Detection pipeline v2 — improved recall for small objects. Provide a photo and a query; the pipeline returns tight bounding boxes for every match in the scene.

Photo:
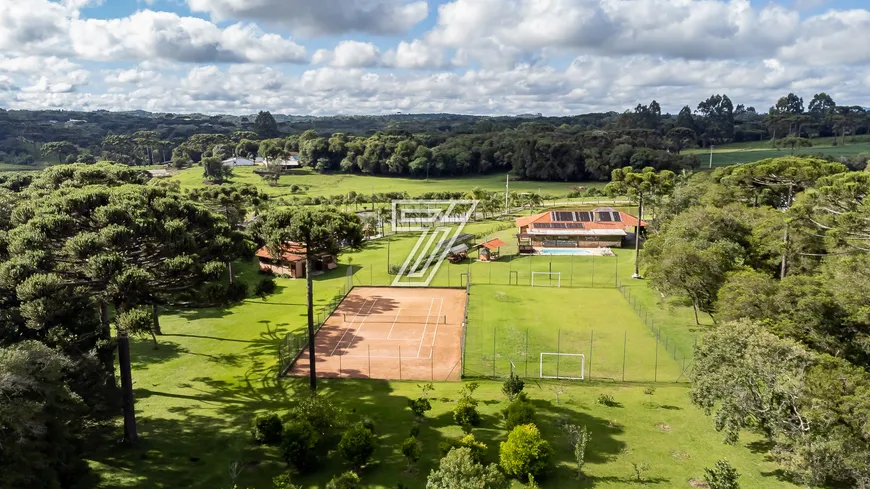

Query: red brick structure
[516,207,646,253]
[255,243,337,278]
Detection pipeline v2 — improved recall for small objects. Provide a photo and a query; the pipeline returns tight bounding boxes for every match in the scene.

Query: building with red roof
[515,207,647,253]
[255,242,337,278]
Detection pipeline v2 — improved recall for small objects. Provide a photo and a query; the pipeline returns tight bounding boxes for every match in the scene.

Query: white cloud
[313,41,382,68]
[0,55,80,74]
[104,67,161,84]
[779,10,870,66]
[0,75,18,91]
[383,40,449,69]
[69,10,306,63]
[186,0,428,37]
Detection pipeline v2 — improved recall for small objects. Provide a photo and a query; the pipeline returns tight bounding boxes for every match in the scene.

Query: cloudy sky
[0,0,868,116]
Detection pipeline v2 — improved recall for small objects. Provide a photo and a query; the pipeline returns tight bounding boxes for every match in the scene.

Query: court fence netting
[277,277,355,377]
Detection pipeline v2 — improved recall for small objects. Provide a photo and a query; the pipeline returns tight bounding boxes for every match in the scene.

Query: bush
[272,473,302,489]
[438,434,487,464]
[502,397,536,431]
[427,447,507,489]
[280,420,319,472]
[502,372,525,401]
[337,424,376,468]
[564,424,590,479]
[402,436,422,468]
[255,277,277,297]
[409,423,421,438]
[408,398,432,417]
[292,394,345,435]
[252,412,283,445]
[704,460,740,489]
[225,280,249,303]
[499,424,554,481]
[360,417,376,434]
[453,398,480,433]
[597,394,618,407]
[326,471,361,489]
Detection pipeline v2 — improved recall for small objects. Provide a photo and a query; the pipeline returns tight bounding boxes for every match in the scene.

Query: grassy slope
[171,167,605,198]
[684,135,870,167]
[84,224,800,489]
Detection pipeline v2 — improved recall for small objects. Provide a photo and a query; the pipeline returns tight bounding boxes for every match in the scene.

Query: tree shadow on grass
[130,337,188,368]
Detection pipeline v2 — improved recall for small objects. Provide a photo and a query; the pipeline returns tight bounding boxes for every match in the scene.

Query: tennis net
[343,314,447,324]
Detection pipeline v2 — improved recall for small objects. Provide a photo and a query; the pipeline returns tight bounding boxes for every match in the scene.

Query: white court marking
[329,298,378,356]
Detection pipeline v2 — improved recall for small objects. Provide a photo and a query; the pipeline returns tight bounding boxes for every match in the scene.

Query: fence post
[431,348,434,381]
[399,345,402,380]
[589,330,594,380]
[654,334,659,383]
[556,329,562,379]
[622,331,627,382]
[368,345,371,378]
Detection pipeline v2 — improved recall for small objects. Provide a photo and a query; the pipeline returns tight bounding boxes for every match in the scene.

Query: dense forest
[637,159,870,487]
[3,92,868,181]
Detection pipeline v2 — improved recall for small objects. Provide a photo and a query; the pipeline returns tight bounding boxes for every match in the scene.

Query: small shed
[255,243,337,278]
[478,238,506,261]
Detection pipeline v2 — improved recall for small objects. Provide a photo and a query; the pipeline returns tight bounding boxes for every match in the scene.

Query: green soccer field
[464,286,685,382]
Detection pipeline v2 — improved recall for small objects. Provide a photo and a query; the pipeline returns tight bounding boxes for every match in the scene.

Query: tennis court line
[416,298,438,358]
[425,298,445,359]
[385,308,402,340]
[330,298,377,356]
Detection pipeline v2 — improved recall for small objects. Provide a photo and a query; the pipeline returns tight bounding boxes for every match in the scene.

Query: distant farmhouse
[516,207,646,253]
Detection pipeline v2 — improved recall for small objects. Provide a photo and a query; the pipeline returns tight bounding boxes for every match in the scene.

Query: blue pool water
[538,248,596,256]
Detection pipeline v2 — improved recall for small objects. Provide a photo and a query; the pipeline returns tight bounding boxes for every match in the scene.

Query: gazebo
[478,238,506,262]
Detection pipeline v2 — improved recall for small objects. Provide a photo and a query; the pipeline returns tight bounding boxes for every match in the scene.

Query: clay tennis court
[289,287,467,381]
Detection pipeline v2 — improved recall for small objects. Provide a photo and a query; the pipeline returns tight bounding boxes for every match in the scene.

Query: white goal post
[540,353,585,380]
[531,272,561,287]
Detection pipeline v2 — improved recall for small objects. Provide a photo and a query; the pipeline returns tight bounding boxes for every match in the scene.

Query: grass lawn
[171,167,605,199]
[684,136,870,167]
[464,286,686,383]
[82,220,798,489]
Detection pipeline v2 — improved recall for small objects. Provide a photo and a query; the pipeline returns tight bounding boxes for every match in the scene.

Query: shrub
[251,412,283,445]
[290,184,301,193]
[292,394,345,435]
[402,436,422,468]
[409,423,421,438]
[502,372,525,401]
[438,434,487,464]
[325,471,361,489]
[502,397,536,431]
[704,460,740,489]
[272,473,302,489]
[453,398,480,433]
[630,461,650,481]
[597,394,618,407]
[565,424,590,479]
[360,417,376,434]
[337,424,376,469]
[225,280,249,303]
[408,397,432,418]
[427,447,507,489]
[499,424,554,481]
[280,420,319,472]
[255,277,277,297]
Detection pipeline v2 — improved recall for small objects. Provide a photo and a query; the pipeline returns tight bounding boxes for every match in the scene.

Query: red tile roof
[481,238,506,250]
[516,209,647,230]
[256,243,307,263]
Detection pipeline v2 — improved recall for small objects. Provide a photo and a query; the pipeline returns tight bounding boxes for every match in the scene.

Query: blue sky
[1,0,869,115]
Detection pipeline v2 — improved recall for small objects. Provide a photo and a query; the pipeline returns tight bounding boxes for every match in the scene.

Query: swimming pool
[537,248,598,256]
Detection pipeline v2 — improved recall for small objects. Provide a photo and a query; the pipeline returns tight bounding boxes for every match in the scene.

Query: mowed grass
[171,166,604,198]
[685,136,870,167]
[464,286,685,383]
[84,221,801,489]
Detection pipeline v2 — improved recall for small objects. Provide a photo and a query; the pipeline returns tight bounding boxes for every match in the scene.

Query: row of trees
[638,156,870,486]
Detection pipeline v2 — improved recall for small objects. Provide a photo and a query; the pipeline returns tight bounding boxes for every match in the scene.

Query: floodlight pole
[505,173,509,214]
[709,145,714,169]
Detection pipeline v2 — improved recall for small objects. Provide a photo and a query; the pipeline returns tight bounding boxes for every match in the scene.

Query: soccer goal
[540,353,585,380]
[531,272,561,287]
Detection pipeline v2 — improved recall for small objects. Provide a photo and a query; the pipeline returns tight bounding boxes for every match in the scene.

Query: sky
[0,0,869,116]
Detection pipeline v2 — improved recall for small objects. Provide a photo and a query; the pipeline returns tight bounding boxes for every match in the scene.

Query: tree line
[637,156,870,487]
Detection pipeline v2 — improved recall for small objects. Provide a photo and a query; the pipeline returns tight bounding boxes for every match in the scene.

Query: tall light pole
[505,173,509,214]
[709,144,715,169]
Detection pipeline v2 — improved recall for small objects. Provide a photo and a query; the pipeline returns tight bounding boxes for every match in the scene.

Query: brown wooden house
[256,243,337,278]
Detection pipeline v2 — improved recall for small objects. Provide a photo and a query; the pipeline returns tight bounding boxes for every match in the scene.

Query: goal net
[531,272,561,287]
[539,353,585,380]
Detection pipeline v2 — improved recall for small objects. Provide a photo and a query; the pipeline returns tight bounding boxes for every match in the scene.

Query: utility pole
[709,145,715,169]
